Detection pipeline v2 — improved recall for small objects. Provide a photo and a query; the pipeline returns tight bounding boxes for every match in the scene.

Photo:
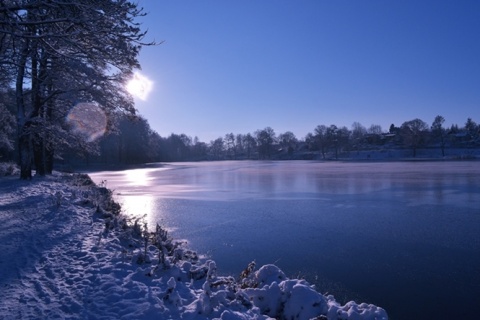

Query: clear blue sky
[133,0,479,142]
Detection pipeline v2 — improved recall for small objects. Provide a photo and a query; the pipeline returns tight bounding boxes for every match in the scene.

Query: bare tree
[431,115,447,157]
[304,132,314,149]
[242,133,256,159]
[366,124,383,145]
[325,125,339,159]
[326,125,350,159]
[255,127,276,159]
[224,133,236,159]
[235,134,244,157]
[400,118,429,157]
[351,122,366,148]
[278,131,298,157]
[0,103,15,157]
[209,137,224,160]
[314,125,328,159]
[368,124,383,135]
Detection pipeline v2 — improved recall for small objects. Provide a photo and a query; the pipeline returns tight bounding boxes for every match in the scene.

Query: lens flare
[66,102,107,142]
[127,72,153,101]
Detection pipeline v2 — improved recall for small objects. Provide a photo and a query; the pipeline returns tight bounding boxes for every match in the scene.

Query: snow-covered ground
[0,168,388,319]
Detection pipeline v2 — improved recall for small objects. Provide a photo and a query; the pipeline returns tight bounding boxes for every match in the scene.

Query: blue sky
[133,0,479,142]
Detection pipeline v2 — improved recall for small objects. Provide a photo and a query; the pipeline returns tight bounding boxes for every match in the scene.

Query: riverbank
[0,169,388,319]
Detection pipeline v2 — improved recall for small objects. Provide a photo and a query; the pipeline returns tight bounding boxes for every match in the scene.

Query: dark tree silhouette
[314,125,328,159]
[255,127,276,159]
[400,119,429,157]
[431,115,447,157]
[278,131,298,157]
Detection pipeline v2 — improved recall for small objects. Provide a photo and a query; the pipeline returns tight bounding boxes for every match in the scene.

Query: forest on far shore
[3,101,479,169]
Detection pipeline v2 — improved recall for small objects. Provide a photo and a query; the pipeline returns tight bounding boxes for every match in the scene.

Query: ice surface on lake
[90,160,480,319]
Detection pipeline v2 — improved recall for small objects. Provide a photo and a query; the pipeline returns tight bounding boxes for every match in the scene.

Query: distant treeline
[2,96,479,168]
[55,115,480,166]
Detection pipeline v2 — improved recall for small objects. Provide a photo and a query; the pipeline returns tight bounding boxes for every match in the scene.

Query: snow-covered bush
[0,162,19,176]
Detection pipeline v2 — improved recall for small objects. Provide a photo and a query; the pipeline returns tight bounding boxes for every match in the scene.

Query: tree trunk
[16,40,32,179]
[33,139,53,175]
[45,147,54,174]
[45,72,54,174]
[33,140,45,176]
[19,126,33,180]
[440,136,446,157]
[32,51,54,176]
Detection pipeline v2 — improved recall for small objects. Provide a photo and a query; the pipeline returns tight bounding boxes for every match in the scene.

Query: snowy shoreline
[0,170,388,319]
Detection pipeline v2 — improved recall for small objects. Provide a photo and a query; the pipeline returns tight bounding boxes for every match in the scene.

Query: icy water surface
[90,161,480,319]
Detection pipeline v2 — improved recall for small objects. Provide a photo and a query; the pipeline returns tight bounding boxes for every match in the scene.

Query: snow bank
[0,172,388,319]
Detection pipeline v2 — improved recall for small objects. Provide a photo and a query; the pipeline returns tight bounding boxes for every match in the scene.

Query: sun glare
[127,72,153,101]
[125,169,153,186]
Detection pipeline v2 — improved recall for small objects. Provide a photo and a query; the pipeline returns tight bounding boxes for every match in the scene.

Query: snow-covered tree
[0,0,152,179]
[0,102,15,157]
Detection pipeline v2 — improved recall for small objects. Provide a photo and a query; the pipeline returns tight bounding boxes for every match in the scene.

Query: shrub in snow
[325,299,388,320]
[237,263,387,320]
[254,264,287,287]
[241,265,327,319]
[281,281,328,319]
[0,162,19,176]
[162,277,183,307]
[239,260,257,288]
[52,191,63,208]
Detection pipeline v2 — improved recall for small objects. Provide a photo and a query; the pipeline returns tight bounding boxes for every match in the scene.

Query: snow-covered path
[0,174,172,319]
[0,172,388,320]
[0,174,113,318]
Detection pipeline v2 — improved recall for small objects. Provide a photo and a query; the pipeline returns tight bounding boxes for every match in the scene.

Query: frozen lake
[90,160,480,319]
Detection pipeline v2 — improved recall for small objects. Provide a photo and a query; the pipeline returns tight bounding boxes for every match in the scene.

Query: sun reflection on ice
[126,169,147,186]
[118,169,163,229]
[120,195,153,218]
[124,168,156,187]
[119,195,173,233]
